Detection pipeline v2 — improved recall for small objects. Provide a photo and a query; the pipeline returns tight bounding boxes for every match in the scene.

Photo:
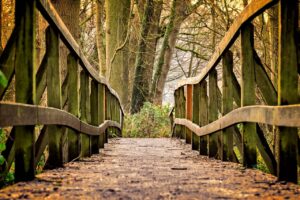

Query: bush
[123,102,171,138]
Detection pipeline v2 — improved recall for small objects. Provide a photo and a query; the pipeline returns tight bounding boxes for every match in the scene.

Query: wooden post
[91,80,99,154]
[179,87,186,139]
[199,80,208,155]
[222,50,234,161]
[46,26,63,168]
[192,84,200,150]
[14,0,36,181]
[208,69,219,158]
[277,0,299,183]
[67,53,80,161]
[174,90,181,138]
[241,23,257,167]
[98,83,105,148]
[186,85,193,144]
[80,70,91,157]
[104,87,110,142]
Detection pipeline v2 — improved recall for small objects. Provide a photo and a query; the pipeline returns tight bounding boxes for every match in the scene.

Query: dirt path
[0,138,299,199]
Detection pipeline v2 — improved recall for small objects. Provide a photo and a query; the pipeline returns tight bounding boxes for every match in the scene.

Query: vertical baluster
[222,50,234,161]
[277,0,299,183]
[208,69,219,158]
[179,87,186,140]
[105,87,111,142]
[80,70,91,157]
[186,85,193,144]
[98,83,105,148]
[14,0,36,181]
[199,80,208,155]
[192,84,200,150]
[91,80,99,154]
[67,52,80,161]
[241,23,257,167]
[46,26,64,168]
[173,90,181,138]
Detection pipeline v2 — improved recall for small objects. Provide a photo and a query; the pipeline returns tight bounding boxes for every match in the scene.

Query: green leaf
[0,155,5,165]
[0,70,8,88]
[0,143,5,152]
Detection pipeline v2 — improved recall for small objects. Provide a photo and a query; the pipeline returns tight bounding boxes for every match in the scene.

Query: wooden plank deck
[0,138,299,199]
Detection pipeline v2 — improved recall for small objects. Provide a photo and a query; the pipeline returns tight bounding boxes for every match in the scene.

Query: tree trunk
[131,0,154,114]
[150,0,178,103]
[0,0,3,54]
[96,0,106,77]
[151,0,192,104]
[106,0,131,107]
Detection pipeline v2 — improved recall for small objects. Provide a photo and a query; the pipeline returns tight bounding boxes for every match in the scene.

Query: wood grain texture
[0,102,121,135]
[174,104,300,137]
[173,0,278,91]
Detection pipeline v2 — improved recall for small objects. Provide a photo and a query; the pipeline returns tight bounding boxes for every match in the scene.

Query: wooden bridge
[0,0,299,199]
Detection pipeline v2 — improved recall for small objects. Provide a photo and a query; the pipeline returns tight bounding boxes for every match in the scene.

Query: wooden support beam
[208,69,219,158]
[0,28,16,99]
[277,0,299,183]
[14,0,36,181]
[199,80,208,155]
[192,84,200,150]
[104,87,110,142]
[241,23,257,167]
[91,80,99,154]
[46,26,64,169]
[80,70,91,157]
[67,53,80,161]
[35,127,48,168]
[221,50,234,162]
[186,85,193,144]
[98,83,105,148]
[174,90,181,138]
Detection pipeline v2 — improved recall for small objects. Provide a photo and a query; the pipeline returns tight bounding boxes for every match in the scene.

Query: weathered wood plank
[173,90,181,138]
[222,50,234,161]
[0,102,121,135]
[14,0,36,181]
[45,26,63,169]
[192,84,200,150]
[80,70,91,157]
[241,23,257,167]
[67,53,80,161]
[174,104,300,138]
[208,69,219,158]
[0,28,16,99]
[34,126,48,168]
[91,80,99,154]
[199,81,208,155]
[98,83,105,148]
[277,0,299,183]
[186,85,193,144]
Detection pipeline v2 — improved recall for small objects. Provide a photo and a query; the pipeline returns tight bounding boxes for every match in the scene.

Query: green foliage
[0,70,8,88]
[123,102,171,138]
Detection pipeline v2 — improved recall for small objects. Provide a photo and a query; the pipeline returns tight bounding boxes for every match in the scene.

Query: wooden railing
[0,0,124,182]
[171,0,300,183]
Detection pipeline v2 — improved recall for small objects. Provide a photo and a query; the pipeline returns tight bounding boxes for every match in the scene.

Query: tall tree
[106,0,131,106]
[131,0,155,114]
[96,0,106,77]
[150,0,201,104]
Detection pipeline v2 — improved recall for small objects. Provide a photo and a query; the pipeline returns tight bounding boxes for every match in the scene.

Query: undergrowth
[123,102,171,138]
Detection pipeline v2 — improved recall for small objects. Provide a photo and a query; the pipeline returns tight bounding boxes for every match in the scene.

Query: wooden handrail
[174,104,300,137]
[36,0,124,114]
[174,0,278,91]
[0,102,121,135]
